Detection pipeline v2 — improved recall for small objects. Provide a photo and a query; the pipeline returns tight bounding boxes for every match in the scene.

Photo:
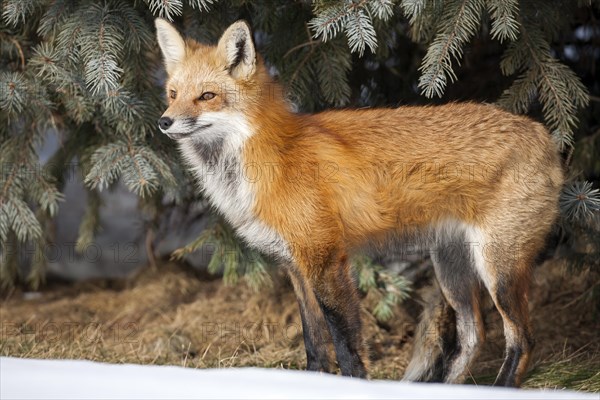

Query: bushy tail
[403,280,456,382]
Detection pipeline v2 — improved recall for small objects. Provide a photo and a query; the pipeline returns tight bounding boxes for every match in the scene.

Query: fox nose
[158,117,173,130]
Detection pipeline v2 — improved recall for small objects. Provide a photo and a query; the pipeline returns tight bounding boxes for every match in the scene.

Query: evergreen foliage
[1,0,183,290]
[353,255,412,322]
[560,182,600,223]
[1,0,599,313]
[171,217,271,291]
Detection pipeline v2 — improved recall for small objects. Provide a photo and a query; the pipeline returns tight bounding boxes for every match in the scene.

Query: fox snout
[157,115,189,140]
[157,115,183,140]
[157,114,215,140]
[158,117,173,131]
[158,116,173,131]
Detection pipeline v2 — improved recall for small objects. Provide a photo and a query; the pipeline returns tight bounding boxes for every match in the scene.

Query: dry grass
[1,260,598,392]
[523,348,600,391]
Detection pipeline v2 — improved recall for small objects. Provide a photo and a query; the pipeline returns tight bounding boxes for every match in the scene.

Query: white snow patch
[1,357,595,400]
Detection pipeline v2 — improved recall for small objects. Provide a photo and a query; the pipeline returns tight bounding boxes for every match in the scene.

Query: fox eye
[199,92,216,101]
[169,90,177,99]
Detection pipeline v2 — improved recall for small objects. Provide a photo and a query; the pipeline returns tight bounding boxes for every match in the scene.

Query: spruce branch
[144,0,183,21]
[309,2,348,42]
[285,25,320,110]
[537,60,587,150]
[401,0,443,43]
[368,0,394,20]
[0,136,33,207]
[187,0,217,12]
[55,13,84,63]
[560,182,600,224]
[120,151,159,197]
[30,43,64,83]
[172,220,272,291]
[486,0,520,42]
[500,21,589,150]
[136,146,178,189]
[171,227,213,261]
[497,67,537,114]
[222,239,240,286]
[0,134,52,246]
[101,89,154,138]
[309,0,391,55]
[1,0,37,27]
[0,200,9,243]
[353,255,412,322]
[400,0,429,23]
[84,142,128,191]
[0,71,28,116]
[4,198,43,242]
[85,139,176,198]
[316,40,352,106]
[30,172,64,218]
[418,0,484,98]
[243,252,272,291]
[113,2,153,54]
[62,86,95,124]
[79,4,125,95]
[37,0,76,38]
[344,7,378,56]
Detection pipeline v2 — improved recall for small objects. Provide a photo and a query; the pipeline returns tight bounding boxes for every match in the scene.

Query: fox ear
[155,18,186,74]
[217,20,256,80]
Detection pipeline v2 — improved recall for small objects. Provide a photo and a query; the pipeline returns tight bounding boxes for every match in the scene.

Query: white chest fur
[178,114,291,262]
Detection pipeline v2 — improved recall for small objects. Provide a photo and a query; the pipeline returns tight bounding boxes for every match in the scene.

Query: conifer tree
[1,0,598,317]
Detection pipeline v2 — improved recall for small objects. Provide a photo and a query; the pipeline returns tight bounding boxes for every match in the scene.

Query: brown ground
[0,259,598,391]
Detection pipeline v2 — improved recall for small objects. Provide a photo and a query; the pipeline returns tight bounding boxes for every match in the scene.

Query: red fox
[155,19,564,386]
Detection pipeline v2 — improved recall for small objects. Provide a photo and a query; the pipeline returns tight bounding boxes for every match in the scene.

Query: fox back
[155,19,564,386]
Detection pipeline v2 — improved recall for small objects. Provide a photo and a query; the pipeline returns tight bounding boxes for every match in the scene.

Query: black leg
[311,260,368,378]
[287,266,331,372]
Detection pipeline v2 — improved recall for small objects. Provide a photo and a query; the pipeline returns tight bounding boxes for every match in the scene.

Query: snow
[1,357,595,400]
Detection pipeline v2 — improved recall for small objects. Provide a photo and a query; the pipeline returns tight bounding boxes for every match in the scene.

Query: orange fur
[155,19,564,384]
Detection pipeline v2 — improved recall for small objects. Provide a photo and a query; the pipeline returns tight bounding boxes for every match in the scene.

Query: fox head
[155,19,259,141]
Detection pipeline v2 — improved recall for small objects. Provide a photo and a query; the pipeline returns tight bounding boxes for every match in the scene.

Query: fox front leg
[297,253,369,378]
[287,265,332,373]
